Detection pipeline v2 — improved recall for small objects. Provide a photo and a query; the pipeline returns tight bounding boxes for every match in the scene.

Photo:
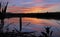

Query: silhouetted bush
[39,26,53,37]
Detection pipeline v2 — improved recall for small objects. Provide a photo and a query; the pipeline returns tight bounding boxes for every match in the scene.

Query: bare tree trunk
[0,19,4,32]
[19,17,22,32]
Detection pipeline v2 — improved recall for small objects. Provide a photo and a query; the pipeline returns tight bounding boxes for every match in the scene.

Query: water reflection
[22,17,60,27]
[0,17,60,37]
[0,17,60,31]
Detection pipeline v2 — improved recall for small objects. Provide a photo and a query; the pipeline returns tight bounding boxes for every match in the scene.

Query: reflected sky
[1,17,60,37]
[3,18,60,31]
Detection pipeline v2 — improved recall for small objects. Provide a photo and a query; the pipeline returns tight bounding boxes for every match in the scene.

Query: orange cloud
[7,3,59,13]
[44,3,60,12]
[7,6,47,13]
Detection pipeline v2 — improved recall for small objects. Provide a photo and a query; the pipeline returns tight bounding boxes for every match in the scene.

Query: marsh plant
[39,26,53,37]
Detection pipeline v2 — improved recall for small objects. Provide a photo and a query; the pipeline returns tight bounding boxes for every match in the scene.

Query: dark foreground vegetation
[0,26,53,37]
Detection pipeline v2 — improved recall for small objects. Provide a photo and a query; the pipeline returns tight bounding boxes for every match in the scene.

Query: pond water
[1,17,60,37]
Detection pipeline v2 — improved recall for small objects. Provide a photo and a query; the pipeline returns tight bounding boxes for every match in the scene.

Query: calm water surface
[0,17,60,37]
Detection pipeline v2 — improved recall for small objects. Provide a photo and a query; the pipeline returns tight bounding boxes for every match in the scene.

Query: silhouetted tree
[0,2,8,32]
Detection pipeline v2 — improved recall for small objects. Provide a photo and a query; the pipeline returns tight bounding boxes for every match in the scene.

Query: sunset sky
[1,0,60,36]
[2,0,60,13]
